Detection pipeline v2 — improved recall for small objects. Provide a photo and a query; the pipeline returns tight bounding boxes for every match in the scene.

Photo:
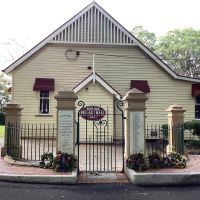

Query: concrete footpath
[0,137,76,184]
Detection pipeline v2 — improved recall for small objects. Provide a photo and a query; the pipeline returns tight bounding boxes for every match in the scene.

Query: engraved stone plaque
[58,110,73,153]
[129,111,144,154]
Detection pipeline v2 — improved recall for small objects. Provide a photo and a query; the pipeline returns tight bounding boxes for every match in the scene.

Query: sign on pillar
[123,88,148,157]
[129,111,145,154]
[55,91,78,155]
[58,110,74,154]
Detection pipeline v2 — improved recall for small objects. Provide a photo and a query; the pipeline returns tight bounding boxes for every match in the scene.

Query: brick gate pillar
[166,104,185,154]
[55,91,78,155]
[1,103,23,157]
[123,89,148,157]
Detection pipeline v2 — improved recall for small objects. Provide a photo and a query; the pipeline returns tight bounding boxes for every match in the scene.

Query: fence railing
[145,124,184,155]
[6,123,57,161]
[5,122,188,161]
[145,125,168,156]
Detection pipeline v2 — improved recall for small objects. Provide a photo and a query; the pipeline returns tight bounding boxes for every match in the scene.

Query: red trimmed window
[40,91,49,114]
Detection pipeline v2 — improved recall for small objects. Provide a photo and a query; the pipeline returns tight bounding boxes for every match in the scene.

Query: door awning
[192,84,200,96]
[33,78,55,91]
[130,80,150,93]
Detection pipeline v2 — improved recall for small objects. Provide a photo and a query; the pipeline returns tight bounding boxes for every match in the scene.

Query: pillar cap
[166,104,186,112]
[5,103,23,110]
[122,88,148,101]
[55,91,78,100]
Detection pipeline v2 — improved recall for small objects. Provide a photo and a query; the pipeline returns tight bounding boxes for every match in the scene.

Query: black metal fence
[5,121,187,162]
[145,124,184,156]
[6,123,57,161]
[184,130,200,155]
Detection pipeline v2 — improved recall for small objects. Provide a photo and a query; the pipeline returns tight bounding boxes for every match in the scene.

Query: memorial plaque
[58,110,73,153]
[80,106,106,120]
[129,111,144,154]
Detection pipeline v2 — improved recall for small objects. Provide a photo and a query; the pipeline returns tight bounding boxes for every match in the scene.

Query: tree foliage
[155,28,200,78]
[0,39,25,70]
[0,72,11,110]
[131,26,157,51]
[131,26,200,78]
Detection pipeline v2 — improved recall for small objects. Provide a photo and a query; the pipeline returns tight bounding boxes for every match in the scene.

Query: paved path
[1,138,200,184]
[0,141,127,183]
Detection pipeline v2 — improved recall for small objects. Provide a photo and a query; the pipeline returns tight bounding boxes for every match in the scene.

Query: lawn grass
[0,125,5,138]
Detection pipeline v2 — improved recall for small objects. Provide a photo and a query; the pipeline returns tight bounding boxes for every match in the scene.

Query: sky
[0,0,200,70]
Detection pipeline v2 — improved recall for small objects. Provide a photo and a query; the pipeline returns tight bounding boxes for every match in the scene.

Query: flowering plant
[126,153,147,171]
[147,152,186,169]
[167,152,186,168]
[148,152,161,168]
[161,155,173,168]
[39,152,54,169]
[39,151,77,172]
[53,151,77,172]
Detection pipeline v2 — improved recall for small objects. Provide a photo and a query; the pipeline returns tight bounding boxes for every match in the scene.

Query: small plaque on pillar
[58,110,73,154]
[130,111,145,154]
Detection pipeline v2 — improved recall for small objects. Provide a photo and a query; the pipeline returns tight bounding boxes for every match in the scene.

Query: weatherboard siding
[12,44,195,125]
[76,82,114,141]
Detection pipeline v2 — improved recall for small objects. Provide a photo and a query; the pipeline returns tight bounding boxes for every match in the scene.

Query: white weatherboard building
[3,1,200,140]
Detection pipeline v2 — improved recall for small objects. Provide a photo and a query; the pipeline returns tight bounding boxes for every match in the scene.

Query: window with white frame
[40,91,49,114]
[195,96,200,119]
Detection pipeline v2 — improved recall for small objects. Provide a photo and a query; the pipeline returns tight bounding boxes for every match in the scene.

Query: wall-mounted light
[88,66,92,70]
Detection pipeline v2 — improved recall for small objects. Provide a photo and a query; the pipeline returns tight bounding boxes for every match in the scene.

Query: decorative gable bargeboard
[50,3,135,45]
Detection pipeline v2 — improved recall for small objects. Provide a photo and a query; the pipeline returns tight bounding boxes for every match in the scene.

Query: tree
[155,28,200,78]
[131,26,157,51]
[0,39,25,69]
[0,72,11,110]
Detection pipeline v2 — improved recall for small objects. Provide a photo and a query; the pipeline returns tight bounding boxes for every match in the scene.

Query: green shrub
[184,120,200,137]
[0,112,5,125]
[161,124,168,139]
[185,140,200,148]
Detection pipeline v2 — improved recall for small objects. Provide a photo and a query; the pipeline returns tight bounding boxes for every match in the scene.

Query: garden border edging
[125,167,200,185]
[2,155,78,184]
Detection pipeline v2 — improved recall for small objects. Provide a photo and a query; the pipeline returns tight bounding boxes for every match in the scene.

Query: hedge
[0,112,5,125]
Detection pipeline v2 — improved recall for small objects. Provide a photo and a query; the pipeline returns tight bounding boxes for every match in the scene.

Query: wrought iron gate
[76,101,125,173]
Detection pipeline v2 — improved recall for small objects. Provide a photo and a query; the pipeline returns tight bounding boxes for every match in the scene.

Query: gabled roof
[72,72,121,99]
[3,1,200,83]
[49,1,136,45]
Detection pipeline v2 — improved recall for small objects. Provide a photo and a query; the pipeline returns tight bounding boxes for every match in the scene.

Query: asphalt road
[0,181,200,200]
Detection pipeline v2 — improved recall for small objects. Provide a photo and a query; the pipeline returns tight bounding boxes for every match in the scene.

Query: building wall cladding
[12,43,195,125]
[76,82,114,140]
